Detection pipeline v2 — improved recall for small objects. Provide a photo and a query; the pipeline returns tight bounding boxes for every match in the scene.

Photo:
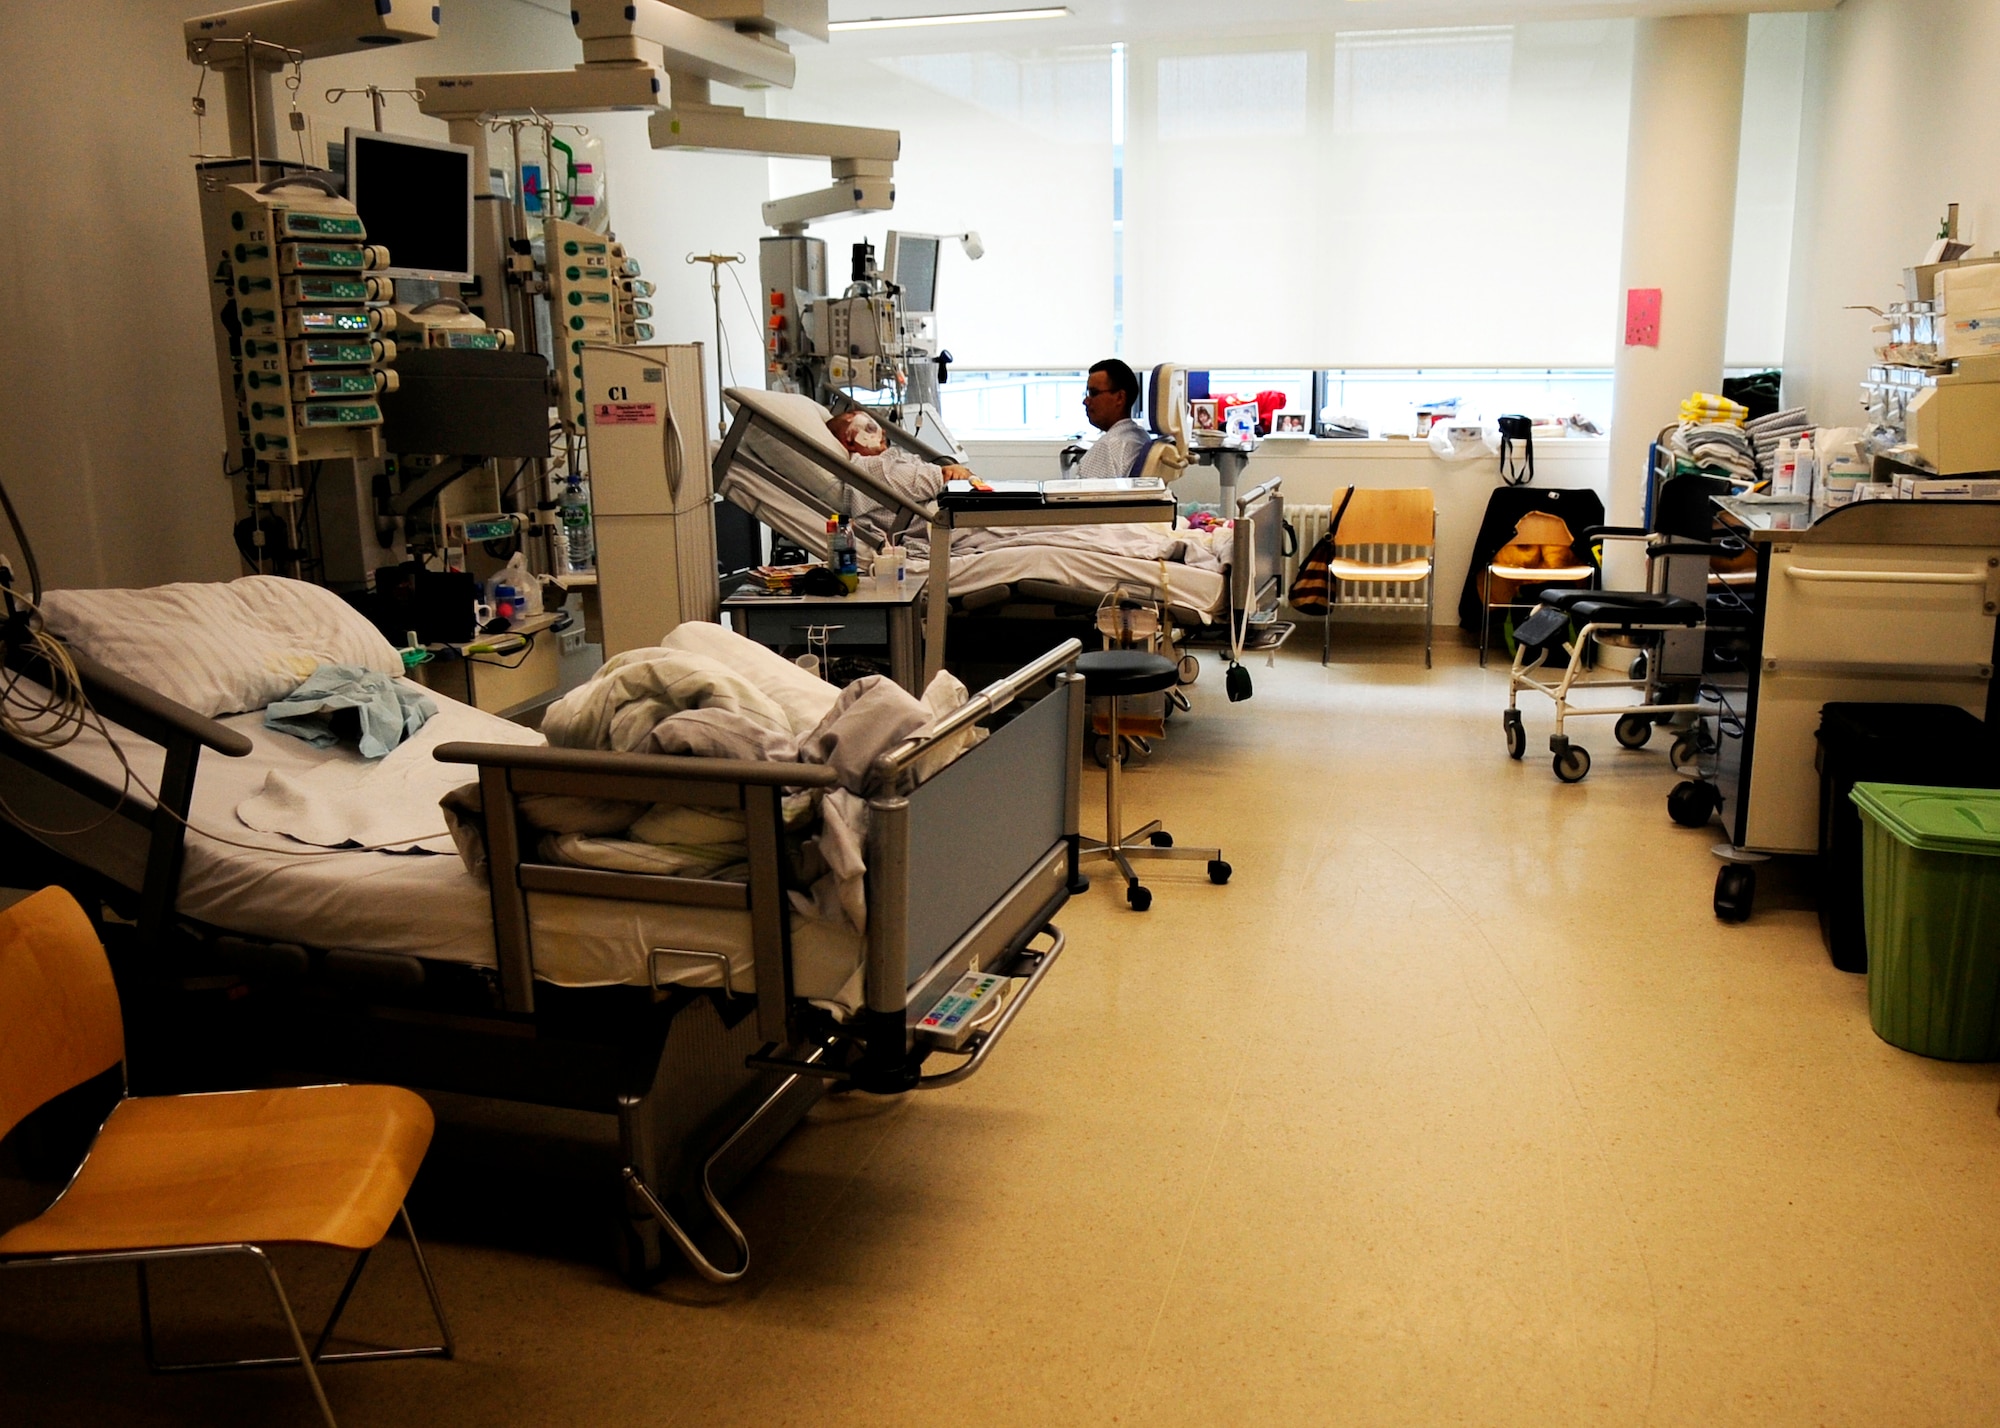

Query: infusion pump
[200,175,398,466]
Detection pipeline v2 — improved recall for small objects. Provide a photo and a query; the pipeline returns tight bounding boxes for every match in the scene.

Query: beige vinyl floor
[5,636,2000,1426]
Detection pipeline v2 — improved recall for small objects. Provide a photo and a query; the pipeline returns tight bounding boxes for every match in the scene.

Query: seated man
[1074,358,1149,481]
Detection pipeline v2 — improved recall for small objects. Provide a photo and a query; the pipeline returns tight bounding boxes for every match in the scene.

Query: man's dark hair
[1089,359,1142,419]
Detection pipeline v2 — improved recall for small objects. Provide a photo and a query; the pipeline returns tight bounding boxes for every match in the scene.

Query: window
[941,370,1090,440]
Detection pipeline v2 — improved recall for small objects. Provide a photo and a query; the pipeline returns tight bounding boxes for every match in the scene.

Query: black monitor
[344,128,475,284]
[886,231,942,314]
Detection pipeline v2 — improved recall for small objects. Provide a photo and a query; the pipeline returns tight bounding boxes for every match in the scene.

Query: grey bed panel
[899,684,1069,986]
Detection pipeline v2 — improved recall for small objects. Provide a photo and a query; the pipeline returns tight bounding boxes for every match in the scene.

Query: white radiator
[1286,504,1431,609]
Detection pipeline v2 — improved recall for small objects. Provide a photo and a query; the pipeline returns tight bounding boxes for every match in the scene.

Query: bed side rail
[847,639,1083,1093]
[7,644,254,760]
[435,742,838,1024]
[0,643,251,943]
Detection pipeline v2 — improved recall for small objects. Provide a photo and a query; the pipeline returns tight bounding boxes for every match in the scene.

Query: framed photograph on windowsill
[1190,399,1220,440]
[1268,411,1310,437]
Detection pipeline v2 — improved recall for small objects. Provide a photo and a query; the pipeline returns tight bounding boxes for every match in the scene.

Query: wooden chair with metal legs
[1320,487,1439,668]
[0,887,451,1428]
[1076,651,1232,910]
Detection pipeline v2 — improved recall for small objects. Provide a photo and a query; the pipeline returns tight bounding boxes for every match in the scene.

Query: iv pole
[687,252,744,438]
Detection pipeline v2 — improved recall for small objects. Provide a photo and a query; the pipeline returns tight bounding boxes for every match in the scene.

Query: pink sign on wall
[1626,288,1663,347]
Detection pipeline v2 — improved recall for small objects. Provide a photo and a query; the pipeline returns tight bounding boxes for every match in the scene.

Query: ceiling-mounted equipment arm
[648,107,898,232]
[186,0,440,159]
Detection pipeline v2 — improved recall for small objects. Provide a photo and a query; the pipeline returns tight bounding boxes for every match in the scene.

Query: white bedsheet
[43,689,865,1006]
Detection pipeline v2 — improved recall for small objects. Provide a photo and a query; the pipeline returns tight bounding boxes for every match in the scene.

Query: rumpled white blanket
[531,622,980,933]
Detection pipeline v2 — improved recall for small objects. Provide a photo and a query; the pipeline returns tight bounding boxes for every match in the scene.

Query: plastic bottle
[560,476,595,571]
[1793,433,1818,500]
[824,515,842,572]
[1773,438,1797,498]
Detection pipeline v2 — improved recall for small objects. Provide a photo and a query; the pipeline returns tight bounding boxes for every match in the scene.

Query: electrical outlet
[558,628,587,656]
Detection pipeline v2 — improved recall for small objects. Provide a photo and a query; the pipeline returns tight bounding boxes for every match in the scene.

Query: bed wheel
[1093,736,1128,768]
[1226,663,1253,702]
[1668,780,1721,829]
[1127,883,1152,911]
[1151,831,1173,848]
[1614,713,1655,750]
[1715,864,1756,923]
[1177,653,1200,686]
[1208,859,1231,885]
[1503,710,1526,761]
[1553,744,1592,784]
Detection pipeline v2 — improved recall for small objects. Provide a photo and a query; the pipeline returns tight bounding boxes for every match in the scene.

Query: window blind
[1121,22,1637,368]
[765,45,1116,369]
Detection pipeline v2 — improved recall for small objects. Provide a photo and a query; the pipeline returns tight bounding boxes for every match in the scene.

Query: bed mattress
[41,689,865,1006]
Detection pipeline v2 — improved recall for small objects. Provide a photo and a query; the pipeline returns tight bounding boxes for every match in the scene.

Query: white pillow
[726,387,845,461]
[39,576,404,718]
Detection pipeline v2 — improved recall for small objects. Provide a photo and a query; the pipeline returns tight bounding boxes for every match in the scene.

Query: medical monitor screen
[345,129,475,284]
[888,233,941,314]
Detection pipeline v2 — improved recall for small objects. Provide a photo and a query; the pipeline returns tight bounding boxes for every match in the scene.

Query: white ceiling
[821,0,1839,51]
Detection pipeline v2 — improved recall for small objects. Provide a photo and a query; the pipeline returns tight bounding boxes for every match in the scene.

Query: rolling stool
[1076,650,1231,911]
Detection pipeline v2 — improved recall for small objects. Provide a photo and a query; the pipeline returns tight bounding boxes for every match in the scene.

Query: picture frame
[1269,411,1309,436]
[1190,399,1220,434]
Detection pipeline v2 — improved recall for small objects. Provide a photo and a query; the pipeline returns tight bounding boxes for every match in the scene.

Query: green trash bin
[1852,783,2000,1060]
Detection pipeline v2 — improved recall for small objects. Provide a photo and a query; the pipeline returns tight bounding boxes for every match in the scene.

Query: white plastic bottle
[1793,433,1818,500]
[1773,438,1797,498]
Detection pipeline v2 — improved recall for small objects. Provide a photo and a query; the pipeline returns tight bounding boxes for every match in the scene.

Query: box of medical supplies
[1851,783,2000,1060]
[1894,477,2000,500]
[1941,313,2000,361]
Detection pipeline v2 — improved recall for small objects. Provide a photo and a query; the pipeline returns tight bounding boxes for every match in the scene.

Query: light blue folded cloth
[265,663,437,760]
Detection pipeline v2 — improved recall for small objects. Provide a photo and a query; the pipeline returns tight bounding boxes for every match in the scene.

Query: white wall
[964,437,1610,629]
[1783,0,2000,424]
[0,0,771,591]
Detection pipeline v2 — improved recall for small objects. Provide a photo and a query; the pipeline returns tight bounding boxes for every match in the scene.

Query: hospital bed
[0,588,1085,1287]
[711,373,1291,685]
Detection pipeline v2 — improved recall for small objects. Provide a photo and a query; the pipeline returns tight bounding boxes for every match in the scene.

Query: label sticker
[592,402,658,426]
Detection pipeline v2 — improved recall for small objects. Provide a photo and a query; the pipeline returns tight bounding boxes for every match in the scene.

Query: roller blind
[1122,22,1636,368]
[766,45,1115,369]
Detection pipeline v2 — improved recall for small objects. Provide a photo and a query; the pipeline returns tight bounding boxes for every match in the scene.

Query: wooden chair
[1478,509,1598,667]
[0,887,450,1428]
[1322,487,1439,667]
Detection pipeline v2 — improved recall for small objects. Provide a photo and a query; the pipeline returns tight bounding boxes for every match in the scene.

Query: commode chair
[1503,525,1722,783]
[1075,650,1231,910]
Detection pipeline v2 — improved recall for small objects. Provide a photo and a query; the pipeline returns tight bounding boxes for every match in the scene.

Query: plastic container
[1851,782,2000,1060]
[1816,704,1995,972]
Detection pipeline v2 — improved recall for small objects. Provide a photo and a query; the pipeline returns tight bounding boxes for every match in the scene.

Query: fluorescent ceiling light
[829,7,1072,32]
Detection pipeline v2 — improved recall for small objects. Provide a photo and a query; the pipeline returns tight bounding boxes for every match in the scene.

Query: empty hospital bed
[0,579,1085,1286]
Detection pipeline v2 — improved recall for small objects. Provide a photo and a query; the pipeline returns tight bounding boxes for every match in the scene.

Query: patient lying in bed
[825,409,1224,569]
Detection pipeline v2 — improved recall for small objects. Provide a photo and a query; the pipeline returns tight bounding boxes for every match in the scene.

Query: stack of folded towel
[1680,392,1750,426]
[1745,407,1812,478]
[1668,422,1759,484]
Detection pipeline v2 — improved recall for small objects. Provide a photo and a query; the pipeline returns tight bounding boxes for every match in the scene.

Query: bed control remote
[916,972,1007,1051]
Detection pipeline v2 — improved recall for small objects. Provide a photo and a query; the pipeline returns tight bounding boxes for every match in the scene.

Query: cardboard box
[1942,312,2000,361]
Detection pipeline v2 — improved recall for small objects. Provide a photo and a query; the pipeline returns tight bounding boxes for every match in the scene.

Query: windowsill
[959,435,1609,457]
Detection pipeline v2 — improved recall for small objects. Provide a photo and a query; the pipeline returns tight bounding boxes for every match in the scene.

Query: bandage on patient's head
[828,410,888,456]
